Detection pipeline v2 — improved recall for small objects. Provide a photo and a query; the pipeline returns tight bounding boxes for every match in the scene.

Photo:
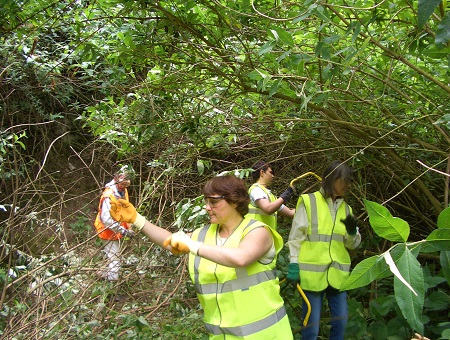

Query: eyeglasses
[204,196,225,207]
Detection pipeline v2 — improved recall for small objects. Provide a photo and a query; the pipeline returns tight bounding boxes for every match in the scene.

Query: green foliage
[342,202,450,338]
[173,195,209,232]
[2,0,450,338]
[364,200,410,242]
[418,0,443,28]
[0,131,27,180]
[69,214,92,236]
[173,169,253,232]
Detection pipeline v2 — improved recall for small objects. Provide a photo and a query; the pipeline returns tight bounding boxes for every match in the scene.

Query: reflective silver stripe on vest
[306,233,344,242]
[248,207,260,214]
[306,193,350,243]
[309,193,318,235]
[194,269,277,294]
[193,225,210,287]
[193,221,276,294]
[299,262,351,272]
[300,193,352,274]
[204,306,287,336]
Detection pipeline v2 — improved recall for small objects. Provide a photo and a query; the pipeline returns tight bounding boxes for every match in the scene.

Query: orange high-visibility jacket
[94,187,130,240]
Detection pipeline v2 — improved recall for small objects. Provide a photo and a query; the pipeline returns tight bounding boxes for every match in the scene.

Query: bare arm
[140,220,173,250]
[279,205,295,218]
[197,227,273,268]
[256,197,286,215]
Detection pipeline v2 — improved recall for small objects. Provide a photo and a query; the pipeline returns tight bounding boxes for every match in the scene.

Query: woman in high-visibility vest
[94,166,135,281]
[286,160,361,340]
[109,175,293,339]
[246,160,295,230]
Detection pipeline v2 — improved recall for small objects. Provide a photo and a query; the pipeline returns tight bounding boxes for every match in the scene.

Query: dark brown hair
[202,175,250,217]
[251,160,272,181]
[321,160,353,198]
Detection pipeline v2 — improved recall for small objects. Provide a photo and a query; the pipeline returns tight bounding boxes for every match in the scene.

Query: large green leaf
[418,0,442,28]
[341,245,406,291]
[436,12,450,45]
[426,228,450,251]
[340,255,383,290]
[437,207,450,229]
[394,247,425,334]
[363,199,410,242]
[422,44,450,59]
[424,290,450,311]
[441,251,450,285]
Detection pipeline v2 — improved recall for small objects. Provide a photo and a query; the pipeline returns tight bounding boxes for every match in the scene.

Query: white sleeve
[100,198,118,229]
[249,186,268,205]
[286,201,308,263]
[345,228,361,250]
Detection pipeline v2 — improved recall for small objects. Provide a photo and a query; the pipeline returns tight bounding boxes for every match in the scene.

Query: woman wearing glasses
[246,160,295,230]
[109,175,293,339]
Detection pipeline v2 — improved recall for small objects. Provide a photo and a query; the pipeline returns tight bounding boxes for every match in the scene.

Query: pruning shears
[279,278,311,327]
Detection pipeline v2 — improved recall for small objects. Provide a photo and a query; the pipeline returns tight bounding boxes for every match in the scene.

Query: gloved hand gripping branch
[110,199,146,232]
[340,214,358,235]
[280,186,295,204]
[163,231,202,256]
[117,225,136,238]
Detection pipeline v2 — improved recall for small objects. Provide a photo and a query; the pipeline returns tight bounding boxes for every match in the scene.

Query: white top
[249,185,285,211]
[100,179,126,230]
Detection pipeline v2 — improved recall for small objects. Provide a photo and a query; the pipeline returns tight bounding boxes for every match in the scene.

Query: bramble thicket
[1,0,449,338]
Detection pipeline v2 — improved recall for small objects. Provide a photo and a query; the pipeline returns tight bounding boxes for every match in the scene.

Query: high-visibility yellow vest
[296,191,351,291]
[189,218,293,339]
[246,184,277,230]
[94,187,130,240]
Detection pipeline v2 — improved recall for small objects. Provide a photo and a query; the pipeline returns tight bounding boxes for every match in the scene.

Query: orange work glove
[163,231,201,255]
[110,199,146,231]
[163,234,188,255]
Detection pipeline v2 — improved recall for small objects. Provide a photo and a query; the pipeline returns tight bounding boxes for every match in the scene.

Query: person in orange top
[94,166,135,281]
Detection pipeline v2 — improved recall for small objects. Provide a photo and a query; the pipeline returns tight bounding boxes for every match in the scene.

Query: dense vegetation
[1,0,449,338]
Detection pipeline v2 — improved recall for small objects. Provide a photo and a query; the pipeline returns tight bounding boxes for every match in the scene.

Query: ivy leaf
[363,199,410,242]
[394,247,424,334]
[418,0,441,28]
